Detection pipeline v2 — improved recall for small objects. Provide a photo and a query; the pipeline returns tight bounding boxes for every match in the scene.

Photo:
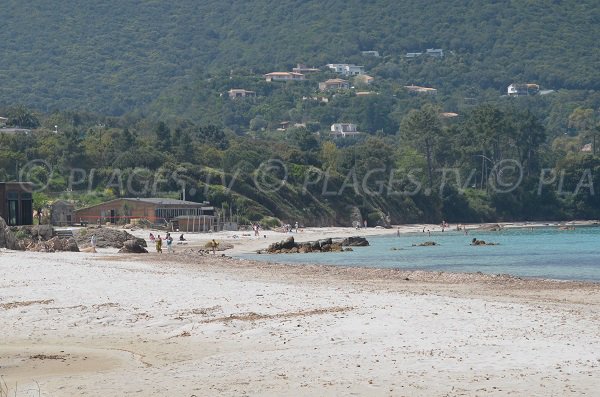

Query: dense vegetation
[1,1,599,226]
[1,0,599,114]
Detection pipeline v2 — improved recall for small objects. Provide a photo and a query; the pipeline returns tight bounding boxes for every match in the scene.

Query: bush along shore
[257,236,369,254]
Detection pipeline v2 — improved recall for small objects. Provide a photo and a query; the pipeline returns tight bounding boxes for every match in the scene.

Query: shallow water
[241,226,600,281]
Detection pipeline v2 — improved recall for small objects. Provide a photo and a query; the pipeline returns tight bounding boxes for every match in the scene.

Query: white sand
[1,247,599,396]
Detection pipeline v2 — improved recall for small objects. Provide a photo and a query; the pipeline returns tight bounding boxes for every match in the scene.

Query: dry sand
[1,224,600,396]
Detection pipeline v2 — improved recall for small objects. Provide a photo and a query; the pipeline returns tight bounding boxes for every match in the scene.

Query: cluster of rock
[412,241,437,247]
[118,239,148,253]
[75,226,146,249]
[259,236,369,254]
[0,217,78,252]
[24,236,79,252]
[470,238,498,246]
[476,224,504,231]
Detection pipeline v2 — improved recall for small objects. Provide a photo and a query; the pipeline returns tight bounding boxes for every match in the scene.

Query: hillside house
[361,50,380,57]
[426,48,444,58]
[264,72,305,82]
[326,64,365,76]
[330,123,361,138]
[228,89,256,99]
[0,182,34,226]
[507,83,540,96]
[405,85,437,94]
[405,52,423,58]
[0,117,7,127]
[292,64,320,73]
[319,78,350,91]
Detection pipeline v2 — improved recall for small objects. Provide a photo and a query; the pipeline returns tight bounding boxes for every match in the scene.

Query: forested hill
[1,0,598,114]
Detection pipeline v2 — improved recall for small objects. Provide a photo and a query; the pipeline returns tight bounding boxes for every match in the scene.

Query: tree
[400,104,443,187]
[154,122,172,152]
[5,105,40,128]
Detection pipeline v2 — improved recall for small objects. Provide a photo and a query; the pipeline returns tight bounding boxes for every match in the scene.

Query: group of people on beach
[148,232,175,253]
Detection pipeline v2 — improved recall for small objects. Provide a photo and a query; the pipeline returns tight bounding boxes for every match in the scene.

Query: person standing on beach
[156,235,162,253]
[295,221,299,233]
[363,220,367,228]
[166,234,173,253]
[91,234,97,250]
[210,239,219,254]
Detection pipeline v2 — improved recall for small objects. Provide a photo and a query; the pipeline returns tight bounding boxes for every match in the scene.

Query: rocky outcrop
[1,217,79,252]
[412,241,437,247]
[470,238,498,246]
[259,236,369,254]
[22,236,79,252]
[476,224,504,231]
[341,236,369,247]
[0,217,18,250]
[75,227,147,249]
[118,239,148,253]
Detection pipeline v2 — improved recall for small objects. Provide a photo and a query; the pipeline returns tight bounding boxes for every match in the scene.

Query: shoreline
[119,219,599,256]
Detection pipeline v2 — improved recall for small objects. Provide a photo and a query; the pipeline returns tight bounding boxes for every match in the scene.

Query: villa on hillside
[228,89,256,99]
[330,123,361,138]
[319,78,350,91]
[264,72,306,82]
[405,85,437,94]
[0,116,7,127]
[326,64,365,76]
[361,50,380,57]
[406,48,444,58]
[507,83,540,96]
[292,64,320,73]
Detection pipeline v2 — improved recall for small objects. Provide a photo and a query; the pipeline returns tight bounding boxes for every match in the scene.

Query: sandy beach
[2,225,600,397]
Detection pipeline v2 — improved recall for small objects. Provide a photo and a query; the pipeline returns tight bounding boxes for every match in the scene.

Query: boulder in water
[341,236,369,247]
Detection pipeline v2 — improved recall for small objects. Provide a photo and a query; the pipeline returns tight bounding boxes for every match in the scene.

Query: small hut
[50,200,75,226]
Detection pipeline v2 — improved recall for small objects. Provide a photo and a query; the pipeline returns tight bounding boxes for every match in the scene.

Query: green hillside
[1,0,598,114]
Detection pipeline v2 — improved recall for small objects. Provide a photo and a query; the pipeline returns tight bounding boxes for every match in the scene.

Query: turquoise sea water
[241,227,600,282]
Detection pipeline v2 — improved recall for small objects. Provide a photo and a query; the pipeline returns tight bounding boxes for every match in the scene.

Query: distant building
[361,50,380,57]
[228,89,256,99]
[356,91,376,96]
[507,83,540,96]
[330,123,361,137]
[581,143,593,153]
[406,48,444,58]
[319,78,350,91]
[277,121,290,131]
[0,117,7,127]
[75,198,214,226]
[405,85,437,94]
[425,48,444,58]
[440,112,459,118]
[0,128,31,135]
[292,64,320,73]
[264,72,305,82]
[326,64,365,76]
[50,200,75,226]
[0,182,34,226]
